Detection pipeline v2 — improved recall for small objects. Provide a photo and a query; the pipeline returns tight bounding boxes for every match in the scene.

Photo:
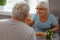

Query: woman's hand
[36,32,46,37]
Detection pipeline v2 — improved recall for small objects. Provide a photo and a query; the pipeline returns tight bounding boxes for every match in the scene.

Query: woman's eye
[36,8,44,10]
[39,8,43,10]
[36,8,38,9]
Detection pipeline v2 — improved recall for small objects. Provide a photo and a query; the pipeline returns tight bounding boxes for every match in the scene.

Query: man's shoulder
[25,25,35,34]
[0,19,10,26]
[21,23,34,32]
[23,23,34,31]
[0,19,9,23]
[17,22,35,35]
[0,19,10,28]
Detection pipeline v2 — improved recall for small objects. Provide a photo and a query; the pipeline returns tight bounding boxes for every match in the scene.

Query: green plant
[0,0,6,6]
[46,29,53,40]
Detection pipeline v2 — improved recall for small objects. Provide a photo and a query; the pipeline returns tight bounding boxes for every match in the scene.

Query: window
[1,0,48,14]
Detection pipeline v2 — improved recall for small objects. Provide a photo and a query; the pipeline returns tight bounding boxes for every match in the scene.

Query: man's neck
[12,16,25,22]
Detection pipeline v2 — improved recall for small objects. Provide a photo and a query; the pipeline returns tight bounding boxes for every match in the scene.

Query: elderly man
[0,2,36,40]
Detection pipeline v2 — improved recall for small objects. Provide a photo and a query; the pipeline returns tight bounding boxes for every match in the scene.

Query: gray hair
[12,2,30,19]
[37,2,49,9]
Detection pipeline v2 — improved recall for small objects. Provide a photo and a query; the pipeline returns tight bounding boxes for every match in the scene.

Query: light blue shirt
[32,13,57,32]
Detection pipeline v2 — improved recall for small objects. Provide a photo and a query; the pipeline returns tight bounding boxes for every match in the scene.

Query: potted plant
[0,0,6,10]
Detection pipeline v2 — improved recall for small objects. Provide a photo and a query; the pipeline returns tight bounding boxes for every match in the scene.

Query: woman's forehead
[37,5,44,8]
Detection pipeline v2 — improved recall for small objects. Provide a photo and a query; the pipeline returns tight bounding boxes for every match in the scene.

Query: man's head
[12,2,30,21]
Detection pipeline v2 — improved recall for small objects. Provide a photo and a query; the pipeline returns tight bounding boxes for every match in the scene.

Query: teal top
[32,13,57,32]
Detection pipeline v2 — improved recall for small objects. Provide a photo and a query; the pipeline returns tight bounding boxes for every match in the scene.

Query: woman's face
[36,5,48,16]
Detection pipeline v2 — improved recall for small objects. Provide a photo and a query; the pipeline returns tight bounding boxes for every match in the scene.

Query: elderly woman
[26,2,59,36]
[32,2,58,35]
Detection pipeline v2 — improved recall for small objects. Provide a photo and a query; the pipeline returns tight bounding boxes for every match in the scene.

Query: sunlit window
[1,0,48,14]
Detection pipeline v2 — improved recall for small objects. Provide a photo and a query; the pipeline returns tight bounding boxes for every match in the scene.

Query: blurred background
[0,0,60,40]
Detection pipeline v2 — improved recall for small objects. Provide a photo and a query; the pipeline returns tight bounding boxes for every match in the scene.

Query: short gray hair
[12,2,30,19]
[37,2,49,9]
